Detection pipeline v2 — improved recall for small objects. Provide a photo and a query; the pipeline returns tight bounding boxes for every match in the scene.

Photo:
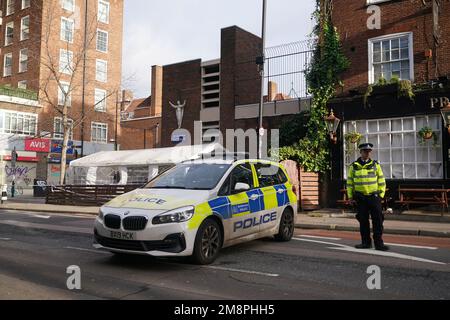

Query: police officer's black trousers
[355,194,384,246]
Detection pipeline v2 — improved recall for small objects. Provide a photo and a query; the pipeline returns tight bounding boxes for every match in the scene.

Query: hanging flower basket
[345,132,363,145]
[418,127,439,147]
[423,132,433,140]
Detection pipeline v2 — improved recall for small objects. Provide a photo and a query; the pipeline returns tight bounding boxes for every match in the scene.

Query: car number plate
[110,231,136,241]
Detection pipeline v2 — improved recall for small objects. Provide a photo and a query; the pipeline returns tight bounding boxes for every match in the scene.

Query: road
[0,209,449,300]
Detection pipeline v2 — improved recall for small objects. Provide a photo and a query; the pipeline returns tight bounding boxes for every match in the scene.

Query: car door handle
[249,194,259,201]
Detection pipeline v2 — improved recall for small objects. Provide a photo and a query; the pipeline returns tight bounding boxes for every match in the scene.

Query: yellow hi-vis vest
[347,159,386,199]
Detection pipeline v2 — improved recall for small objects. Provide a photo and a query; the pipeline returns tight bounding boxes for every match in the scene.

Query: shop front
[326,88,450,207]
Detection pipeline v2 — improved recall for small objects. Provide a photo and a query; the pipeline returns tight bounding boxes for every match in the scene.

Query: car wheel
[274,208,294,242]
[192,219,223,265]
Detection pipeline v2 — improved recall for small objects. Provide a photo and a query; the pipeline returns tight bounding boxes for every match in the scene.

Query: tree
[28,0,122,184]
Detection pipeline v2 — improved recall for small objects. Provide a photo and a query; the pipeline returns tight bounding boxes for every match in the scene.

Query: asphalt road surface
[0,209,449,300]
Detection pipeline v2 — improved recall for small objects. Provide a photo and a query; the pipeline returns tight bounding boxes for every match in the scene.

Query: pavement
[1,196,450,238]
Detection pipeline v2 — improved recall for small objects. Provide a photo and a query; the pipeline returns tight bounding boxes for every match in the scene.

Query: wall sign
[430,96,449,109]
[25,138,51,153]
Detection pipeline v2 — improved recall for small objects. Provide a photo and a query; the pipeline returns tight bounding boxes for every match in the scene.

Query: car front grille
[94,230,186,253]
[123,216,148,231]
[104,214,121,229]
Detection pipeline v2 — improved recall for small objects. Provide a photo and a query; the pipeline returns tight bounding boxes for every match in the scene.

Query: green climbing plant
[275,0,349,172]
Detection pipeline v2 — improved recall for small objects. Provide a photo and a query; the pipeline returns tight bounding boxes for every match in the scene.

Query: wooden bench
[396,187,448,216]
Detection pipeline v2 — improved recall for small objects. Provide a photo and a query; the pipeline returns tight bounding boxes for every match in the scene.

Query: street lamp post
[258,0,267,160]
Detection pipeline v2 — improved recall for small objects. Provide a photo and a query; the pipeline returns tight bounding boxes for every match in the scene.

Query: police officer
[347,143,389,251]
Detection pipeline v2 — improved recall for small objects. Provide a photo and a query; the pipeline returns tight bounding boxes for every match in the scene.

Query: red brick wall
[119,117,161,150]
[161,59,202,147]
[220,26,262,136]
[332,0,450,95]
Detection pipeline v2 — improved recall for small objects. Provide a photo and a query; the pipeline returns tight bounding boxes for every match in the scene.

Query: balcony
[0,85,38,101]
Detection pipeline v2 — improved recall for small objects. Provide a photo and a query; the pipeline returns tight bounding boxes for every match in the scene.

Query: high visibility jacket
[347,159,386,199]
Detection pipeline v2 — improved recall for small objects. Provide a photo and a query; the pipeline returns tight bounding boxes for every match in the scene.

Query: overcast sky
[122,0,316,98]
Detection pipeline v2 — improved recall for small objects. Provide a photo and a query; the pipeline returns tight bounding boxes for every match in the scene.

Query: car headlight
[152,206,195,225]
[98,208,105,220]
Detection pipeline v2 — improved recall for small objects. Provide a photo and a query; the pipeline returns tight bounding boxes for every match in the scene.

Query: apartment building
[0,0,123,185]
[325,0,450,206]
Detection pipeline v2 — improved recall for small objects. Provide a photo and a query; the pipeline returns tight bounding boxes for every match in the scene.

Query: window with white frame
[343,115,443,180]
[94,88,107,111]
[18,80,27,89]
[61,0,75,12]
[19,48,28,73]
[96,29,108,52]
[95,59,107,82]
[98,0,110,24]
[3,53,13,77]
[5,22,14,46]
[91,122,108,143]
[369,32,413,83]
[6,0,15,16]
[60,17,74,43]
[20,16,29,40]
[59,49,73,74]
[58,82,71,106]
[1,109,37,136]
[54,117,73,139]
[22,0,30,9]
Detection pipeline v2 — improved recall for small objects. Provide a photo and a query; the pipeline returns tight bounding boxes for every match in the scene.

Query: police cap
[358,143,374,151]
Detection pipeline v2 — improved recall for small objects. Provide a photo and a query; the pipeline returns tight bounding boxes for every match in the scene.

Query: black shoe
[355,243,372,249]
[375,245,390,251]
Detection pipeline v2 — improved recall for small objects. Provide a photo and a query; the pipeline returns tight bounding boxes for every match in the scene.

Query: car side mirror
[234,182,250,193]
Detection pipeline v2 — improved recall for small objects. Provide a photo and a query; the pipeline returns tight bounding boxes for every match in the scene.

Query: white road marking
[65,246,110,255]
[330,247,446,265]
[0,238,11,241]
[204,266,279,277]
[298,235,342,241]
[385,243,438,250]
[32,215,51,219]
[293,238,446,265]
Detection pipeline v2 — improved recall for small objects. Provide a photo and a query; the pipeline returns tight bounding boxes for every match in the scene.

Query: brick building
[324,0,450,206]
[119,66,162,150]
[0,0,123,185]
[161,26,312,149]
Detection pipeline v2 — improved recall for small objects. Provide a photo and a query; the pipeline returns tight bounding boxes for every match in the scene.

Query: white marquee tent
[66,143,225,185]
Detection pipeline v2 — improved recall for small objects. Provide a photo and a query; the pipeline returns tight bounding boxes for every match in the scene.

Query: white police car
[94,159,297,264]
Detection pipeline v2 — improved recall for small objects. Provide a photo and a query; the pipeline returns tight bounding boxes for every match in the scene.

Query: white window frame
[18,80,27,89]
[58,81,72,107]
[91,122,108,144]
[61,0,75,12]
[21,0,30,9]
[59,49,73,75]
[5,22,14,46]
[53,117,74,140]
[19,48,28,73]
[96,29,108,53]
[94,88,107,112]
[368,32,414,84]
[98,0,110,24]
[60,17,74,43]
[3,53,13,77]
[20,15,30,40]
[6,0,15,16]
[95,59,107,82]
[343,115,443,180]
[0,109,37,136]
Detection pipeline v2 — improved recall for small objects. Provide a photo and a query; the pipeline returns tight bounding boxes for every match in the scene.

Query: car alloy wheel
[201,225,220,259]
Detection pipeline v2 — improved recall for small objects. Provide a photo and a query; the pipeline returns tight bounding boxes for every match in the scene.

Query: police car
[93,159,297,264]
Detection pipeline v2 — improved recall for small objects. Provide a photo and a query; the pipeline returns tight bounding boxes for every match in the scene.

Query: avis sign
[25,138,51,152]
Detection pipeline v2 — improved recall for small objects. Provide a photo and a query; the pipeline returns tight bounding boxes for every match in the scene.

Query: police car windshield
[145,163,231,190]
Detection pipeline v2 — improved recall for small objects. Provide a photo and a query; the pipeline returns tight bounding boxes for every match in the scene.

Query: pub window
[344,115,443,180]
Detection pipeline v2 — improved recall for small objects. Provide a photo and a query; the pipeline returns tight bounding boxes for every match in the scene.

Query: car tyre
[192,219,223,265]
[274,208,294,242]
